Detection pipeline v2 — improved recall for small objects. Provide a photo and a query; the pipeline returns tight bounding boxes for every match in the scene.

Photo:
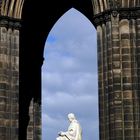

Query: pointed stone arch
[0,0,139,140]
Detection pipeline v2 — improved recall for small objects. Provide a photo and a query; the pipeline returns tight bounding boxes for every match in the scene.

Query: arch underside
[1,0,140,18]
[20,0,94,104]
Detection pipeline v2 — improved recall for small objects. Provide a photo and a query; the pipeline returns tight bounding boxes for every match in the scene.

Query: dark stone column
[97,25,106,140]
[94,7,140,140]
[0,25,9,140]
[136,18,140,139]
[0,16,21,140]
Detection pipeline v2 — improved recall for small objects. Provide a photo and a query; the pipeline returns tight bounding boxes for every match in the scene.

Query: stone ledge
[0,16,21,29]
[93,7,140,27]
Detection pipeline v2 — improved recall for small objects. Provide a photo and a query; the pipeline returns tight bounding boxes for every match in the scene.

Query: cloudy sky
[42,8,99,140]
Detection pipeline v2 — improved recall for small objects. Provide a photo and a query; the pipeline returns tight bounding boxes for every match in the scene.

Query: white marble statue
[56,113,82,140]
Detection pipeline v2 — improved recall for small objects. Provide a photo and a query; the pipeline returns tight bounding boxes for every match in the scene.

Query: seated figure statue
[56,113,82,140]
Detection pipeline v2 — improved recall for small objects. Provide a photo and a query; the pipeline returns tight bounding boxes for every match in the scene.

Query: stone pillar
[135,18,140,140]
[33,102,41,140]
[27,100,34,140]
[0,24,9,140]
[27,100,41,140]
[93,5,140,140]
[0,16,20,140]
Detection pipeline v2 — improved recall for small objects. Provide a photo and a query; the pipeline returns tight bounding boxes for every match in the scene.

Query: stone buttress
[92,0,140,139]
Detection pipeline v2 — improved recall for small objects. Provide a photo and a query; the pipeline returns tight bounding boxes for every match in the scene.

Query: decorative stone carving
[112,11,118,17]
[119,8,140,20]
[0,16,21,29]
[93,11,111,27]
[93,7,140,27]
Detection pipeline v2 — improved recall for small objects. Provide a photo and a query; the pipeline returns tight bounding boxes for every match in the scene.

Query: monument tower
[0,0,139,140]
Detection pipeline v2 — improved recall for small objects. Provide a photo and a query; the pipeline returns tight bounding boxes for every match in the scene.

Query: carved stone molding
[0,16,21,29]
[93,7,140,27]
[93,10,111,27]
[119,8,140,20]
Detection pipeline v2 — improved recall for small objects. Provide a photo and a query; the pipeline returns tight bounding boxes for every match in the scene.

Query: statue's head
[68,113,76,122]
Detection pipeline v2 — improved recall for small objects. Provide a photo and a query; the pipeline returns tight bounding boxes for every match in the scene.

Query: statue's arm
[67,128,76,137]
[58,131,64,136]
[59,128,75,136]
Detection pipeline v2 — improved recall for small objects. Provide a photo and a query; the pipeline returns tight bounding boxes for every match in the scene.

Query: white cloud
[42,88,99,140]
[42,92,98,114]
[44,39,97,73]
[48,8,96,43]
[43,8,97,74]
[42,112,99,140]
[42,72,98,96]
[42,114,68,140]
[42,8,99,140]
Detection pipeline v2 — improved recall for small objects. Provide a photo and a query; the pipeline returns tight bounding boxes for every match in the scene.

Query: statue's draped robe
[57,120,82,140]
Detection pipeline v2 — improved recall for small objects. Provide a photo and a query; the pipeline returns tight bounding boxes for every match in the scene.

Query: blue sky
[42,8,99,140]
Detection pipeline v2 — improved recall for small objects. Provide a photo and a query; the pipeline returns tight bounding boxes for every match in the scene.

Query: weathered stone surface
[97,5,140,140]
[0,1,140,140]
[0,25,19,140]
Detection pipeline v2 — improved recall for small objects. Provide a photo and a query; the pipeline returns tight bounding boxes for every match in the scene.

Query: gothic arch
[0,0,140,140]
[19,1,96,140]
